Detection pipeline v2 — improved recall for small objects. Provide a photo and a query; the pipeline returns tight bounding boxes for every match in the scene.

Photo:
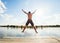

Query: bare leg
[22,26,26,32]
[33,26,38,33]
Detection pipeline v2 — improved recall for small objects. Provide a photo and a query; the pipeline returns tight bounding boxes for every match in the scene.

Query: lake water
[0,27,60,38]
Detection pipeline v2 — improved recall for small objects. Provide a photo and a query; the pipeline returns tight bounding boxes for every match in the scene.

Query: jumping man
[22,9,38,33]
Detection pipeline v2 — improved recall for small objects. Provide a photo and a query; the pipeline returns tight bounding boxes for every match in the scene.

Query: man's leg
[22,20,29,32]
[33,26,38,33]
[22,26,27,32]
[30,20,38,33]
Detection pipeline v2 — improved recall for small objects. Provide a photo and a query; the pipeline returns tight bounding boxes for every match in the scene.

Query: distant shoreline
[0,25,60,28]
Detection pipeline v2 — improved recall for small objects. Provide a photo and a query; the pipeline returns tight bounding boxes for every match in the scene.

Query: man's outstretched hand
[22,9,23,11]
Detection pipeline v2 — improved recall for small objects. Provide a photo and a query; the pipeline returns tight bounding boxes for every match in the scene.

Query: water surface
[0,27,60,38]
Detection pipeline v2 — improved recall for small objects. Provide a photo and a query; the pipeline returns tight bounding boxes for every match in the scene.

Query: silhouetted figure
[41,25,43,29]
[22,9,38,33]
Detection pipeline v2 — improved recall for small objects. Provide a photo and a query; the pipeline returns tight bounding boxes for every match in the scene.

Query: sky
[0,0,60,25]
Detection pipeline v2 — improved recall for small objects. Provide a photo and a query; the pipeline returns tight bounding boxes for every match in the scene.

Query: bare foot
[22,31,24,32]
[35,31,38,33]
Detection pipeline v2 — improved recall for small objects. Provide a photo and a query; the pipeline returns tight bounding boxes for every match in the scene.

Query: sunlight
[36,9,45,15]
[32,7,50,25]
[35,7,49,16]
[33,8,49,20]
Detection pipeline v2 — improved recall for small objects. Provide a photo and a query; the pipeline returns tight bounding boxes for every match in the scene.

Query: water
[0,27,60,38]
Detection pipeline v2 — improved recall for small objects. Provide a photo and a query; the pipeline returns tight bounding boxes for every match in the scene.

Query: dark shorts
[26,19,34,26]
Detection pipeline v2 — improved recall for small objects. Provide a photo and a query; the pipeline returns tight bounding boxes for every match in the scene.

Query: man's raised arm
[22,9,28,14]
[32,10,37,14]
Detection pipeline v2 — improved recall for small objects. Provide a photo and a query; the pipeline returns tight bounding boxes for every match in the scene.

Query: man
[22,9,38,33]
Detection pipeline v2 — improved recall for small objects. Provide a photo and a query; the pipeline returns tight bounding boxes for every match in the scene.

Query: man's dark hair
[28,11,31,13]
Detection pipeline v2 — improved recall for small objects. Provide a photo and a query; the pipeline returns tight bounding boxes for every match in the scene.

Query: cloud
[0,13,26,25]
[35,13,60,25]
[0,0,7,13]
[1,14,13,20]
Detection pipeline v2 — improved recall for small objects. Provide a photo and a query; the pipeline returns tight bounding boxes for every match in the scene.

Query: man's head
[28,11,31,13]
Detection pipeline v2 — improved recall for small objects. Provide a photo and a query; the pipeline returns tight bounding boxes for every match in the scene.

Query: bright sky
[0,0,60,25]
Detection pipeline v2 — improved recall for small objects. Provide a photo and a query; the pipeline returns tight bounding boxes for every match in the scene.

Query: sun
[34,8,45,18]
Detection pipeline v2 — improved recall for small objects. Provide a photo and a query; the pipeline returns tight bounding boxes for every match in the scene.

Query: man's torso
[27,13,32,19]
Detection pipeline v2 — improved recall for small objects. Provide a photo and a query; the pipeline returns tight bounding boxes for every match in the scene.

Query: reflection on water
[0,27,60,38]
